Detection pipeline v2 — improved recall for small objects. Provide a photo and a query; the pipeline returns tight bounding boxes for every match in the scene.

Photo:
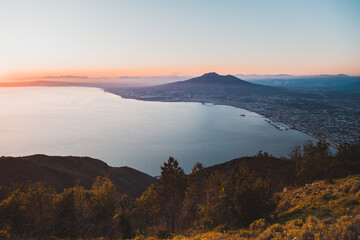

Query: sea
[0,87,317,175]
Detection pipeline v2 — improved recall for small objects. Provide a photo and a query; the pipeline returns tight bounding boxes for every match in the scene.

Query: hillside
[0,141,359,239]
[191,154,296,192]
[0,154,156,198]
[0,154,296,202]
[140,174,360,240]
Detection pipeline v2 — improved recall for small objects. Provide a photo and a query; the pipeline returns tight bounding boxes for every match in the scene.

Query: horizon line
[2,72,360,82]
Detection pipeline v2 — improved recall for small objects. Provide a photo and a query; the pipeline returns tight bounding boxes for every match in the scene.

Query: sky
[0,0,360,82]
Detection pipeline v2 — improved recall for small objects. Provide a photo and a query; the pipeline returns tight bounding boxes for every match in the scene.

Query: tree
[90,176,119,237]
[181,162,207,229]
[113,194,133,239]
[200,170,276,229]
[0,181,57,239]
[0,188,28,237]
[292,140,332,183]
[192,162,204,173]
[232,174,275,226]
[25,181,57,238]
[199,171,227,229]
[72,184,96,239]
[134,184,160,234]
[333,142,360,177]
[54,188,77,238]
[157,157,187,232]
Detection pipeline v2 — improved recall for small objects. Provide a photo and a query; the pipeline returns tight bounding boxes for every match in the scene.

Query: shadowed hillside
[0,154,156,198]
[190,154,296,192]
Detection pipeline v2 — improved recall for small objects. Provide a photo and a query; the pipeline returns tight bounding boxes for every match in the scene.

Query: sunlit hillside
[136,175,360,240]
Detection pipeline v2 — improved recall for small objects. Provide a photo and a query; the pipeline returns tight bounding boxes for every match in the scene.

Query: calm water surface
[0,87,317,175]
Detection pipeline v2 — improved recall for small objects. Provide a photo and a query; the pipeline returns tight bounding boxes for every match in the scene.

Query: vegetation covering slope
[152,175,360,240]
[0,154,156,198]
[0,141,359,239]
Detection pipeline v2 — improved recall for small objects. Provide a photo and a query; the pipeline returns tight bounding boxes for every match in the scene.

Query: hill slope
[147,174,360,240]
[191,155,296,192]
[0,154,156,198]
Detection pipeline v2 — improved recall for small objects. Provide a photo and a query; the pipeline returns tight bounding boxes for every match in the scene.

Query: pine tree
[157,157,187,232]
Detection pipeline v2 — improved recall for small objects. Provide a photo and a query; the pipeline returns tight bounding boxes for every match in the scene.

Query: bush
[249,218,268,232]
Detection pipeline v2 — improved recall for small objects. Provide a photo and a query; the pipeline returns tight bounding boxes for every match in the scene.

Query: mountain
[166,72,252,85]
[0,154,156,199]
[105,72,285,102]
[152,72,272,91]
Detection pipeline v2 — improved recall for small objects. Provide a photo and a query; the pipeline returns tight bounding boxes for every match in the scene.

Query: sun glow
[1,1,359,82]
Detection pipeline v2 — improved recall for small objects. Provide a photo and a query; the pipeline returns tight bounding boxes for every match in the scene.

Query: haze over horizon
[1,0,360,82]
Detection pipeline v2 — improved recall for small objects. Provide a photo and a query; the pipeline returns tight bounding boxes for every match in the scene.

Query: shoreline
[0,85,337,148]
[104,90,336,148]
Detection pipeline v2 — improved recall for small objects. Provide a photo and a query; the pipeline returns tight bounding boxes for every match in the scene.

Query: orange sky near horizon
[1,1,360,82]
[2,58,360,82]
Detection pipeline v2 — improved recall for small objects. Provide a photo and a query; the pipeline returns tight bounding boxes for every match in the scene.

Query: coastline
[103,89,331,148]
[0,85,334,148]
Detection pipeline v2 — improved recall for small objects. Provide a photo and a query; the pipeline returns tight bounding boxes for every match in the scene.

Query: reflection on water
[0,87,317,175]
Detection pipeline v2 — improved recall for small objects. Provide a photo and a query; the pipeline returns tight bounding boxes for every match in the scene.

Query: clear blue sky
[0,0,359,80]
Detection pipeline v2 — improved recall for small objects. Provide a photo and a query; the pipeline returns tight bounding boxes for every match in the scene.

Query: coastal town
[227,89,360,147]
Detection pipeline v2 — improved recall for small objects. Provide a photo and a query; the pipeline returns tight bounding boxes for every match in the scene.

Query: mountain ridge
[0,153,295,201]
[0,154,156,199]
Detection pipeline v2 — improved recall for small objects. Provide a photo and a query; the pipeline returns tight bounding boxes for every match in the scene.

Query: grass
[132,175,360,240]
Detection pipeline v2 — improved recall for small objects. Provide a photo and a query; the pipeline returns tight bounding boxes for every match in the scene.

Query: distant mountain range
[1,73,359,89]
[235,73,353,80]
[0,81,84,87]
[247,74,360,88]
